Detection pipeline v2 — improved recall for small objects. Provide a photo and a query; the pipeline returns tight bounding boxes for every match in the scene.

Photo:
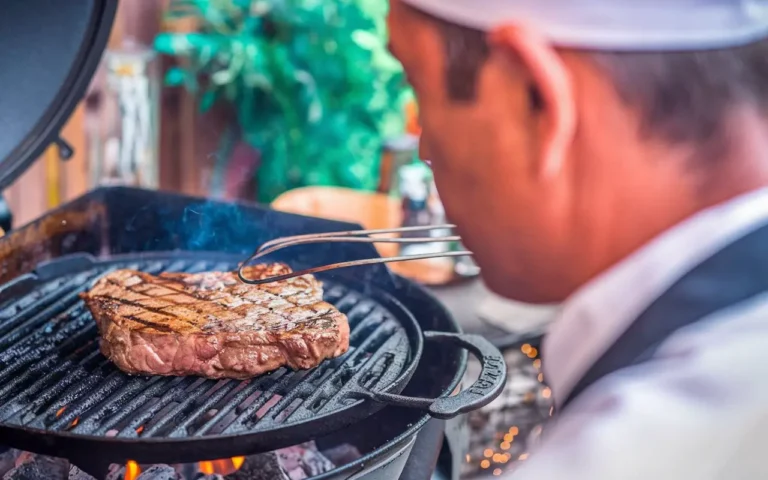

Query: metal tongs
[237,225,472,285]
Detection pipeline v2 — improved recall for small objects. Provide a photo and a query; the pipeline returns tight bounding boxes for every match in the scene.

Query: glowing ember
[68,417,79,428]
[462,347,550,478]
[199,461,214,475]
[135,425,144,435]
[124,460,141,480]
[55,407,66,418]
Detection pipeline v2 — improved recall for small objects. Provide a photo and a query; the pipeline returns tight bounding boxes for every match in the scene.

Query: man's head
[388,0,768,303]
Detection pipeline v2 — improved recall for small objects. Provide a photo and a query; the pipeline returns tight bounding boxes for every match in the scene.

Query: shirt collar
[543,187,768,406]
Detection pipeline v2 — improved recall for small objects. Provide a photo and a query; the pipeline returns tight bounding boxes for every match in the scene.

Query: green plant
[155,0,411,202]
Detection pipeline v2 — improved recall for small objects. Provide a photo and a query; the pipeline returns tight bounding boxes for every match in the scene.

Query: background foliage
[155,0,411,202]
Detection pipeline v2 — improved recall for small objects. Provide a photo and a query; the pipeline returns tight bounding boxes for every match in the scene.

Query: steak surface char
[79,264,350,379]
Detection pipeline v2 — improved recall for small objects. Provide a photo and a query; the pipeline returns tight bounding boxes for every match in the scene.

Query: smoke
[180,201,252,253]
[147,196,396,288]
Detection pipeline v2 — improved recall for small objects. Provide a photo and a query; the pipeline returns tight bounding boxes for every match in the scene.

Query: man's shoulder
[652,288,768,382]
[583,289,768,424]
[514,294,768,479]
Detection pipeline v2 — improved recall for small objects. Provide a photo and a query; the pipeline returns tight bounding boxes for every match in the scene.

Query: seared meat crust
[79,264,350,379]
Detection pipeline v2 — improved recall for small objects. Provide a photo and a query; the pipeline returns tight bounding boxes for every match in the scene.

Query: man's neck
[573,124,768,299]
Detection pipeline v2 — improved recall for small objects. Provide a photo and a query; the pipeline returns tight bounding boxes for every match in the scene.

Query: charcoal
[224,454,286,480]
[136,465,181,480]
[303,451,335,477]
[2,454,68,480]
[174,464,199,479]
[175,462,225,480]
[68,465,96,480]
[277,446,308,479]
[223,441,336,480]
[0,450,16,478]
[105,465,125,480]
[321,444,362,466]
[285,468,306,480]
[277,442,335,478]
[12,452,34,468]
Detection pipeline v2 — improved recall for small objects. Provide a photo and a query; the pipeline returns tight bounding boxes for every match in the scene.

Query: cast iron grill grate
[0,255,413,441]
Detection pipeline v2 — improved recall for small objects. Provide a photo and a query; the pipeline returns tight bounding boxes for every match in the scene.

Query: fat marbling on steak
[79,264,350,379]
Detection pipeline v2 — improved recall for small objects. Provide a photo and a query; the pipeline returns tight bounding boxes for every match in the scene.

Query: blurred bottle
[430,180,481,278]
[87,42,159,189]
[377,100,421,195]
[399,163,437,248]
[396,165,456,283]
[380,99,481,282]
[378,135,419,196]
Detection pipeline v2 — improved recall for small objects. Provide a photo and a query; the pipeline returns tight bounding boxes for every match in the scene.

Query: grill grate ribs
[0,257,412,440]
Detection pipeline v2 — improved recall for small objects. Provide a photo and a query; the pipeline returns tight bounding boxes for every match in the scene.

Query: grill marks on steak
[79,264,350,379]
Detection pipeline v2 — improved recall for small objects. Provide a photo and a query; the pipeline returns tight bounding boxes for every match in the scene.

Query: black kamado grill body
[0,1,507,478]
[0,187,505,479]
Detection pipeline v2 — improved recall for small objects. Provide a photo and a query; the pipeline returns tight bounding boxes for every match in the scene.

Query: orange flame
[125,461,141,480]
[123,457,245,479]
[199,461,214,475]
[198,457,246,476]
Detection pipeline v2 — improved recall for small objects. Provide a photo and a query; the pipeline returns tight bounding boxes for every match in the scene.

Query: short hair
[415,6,768,157]
[432,16,490,101]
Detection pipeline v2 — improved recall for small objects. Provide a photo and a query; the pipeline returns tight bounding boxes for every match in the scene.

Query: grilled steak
[79,264,350,379]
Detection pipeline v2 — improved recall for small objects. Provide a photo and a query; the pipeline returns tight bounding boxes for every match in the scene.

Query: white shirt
[509,187,768,480]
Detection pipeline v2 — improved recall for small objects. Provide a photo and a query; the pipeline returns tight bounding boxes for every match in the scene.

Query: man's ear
[489,26,576,179]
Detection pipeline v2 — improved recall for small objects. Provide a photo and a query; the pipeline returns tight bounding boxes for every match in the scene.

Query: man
[387,0,768,478]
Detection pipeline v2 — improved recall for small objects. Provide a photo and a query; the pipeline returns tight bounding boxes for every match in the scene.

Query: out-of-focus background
[11,0,413,224]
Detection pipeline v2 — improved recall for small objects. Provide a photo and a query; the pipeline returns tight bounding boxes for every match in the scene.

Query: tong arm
[237,224,472,285]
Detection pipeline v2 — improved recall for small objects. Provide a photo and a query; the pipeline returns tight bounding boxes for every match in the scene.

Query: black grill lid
[0,0,117,190]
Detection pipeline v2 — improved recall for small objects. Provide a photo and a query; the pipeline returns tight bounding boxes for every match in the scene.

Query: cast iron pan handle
[361,332,507,419]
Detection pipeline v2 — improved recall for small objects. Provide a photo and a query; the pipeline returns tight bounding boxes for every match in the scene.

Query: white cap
[401,0,768,50]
